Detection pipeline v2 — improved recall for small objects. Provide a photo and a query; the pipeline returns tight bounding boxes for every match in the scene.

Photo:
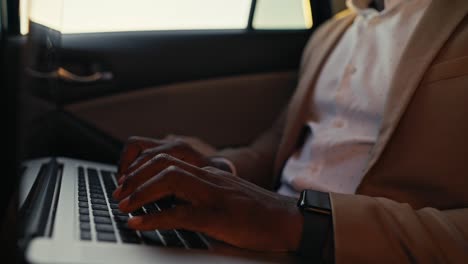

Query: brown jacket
[218,0,468,262]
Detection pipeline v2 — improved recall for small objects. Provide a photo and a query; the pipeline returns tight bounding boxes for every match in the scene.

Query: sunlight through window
[21,0,313,34]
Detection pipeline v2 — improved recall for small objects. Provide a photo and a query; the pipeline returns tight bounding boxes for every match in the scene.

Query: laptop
[19,157,297,263]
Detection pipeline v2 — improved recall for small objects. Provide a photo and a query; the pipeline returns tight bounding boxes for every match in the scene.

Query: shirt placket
[333,17,367,129]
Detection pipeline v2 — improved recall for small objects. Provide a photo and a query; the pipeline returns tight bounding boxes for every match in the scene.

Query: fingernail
[113,186,122,199]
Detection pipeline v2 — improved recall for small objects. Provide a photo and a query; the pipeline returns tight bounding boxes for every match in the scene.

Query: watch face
[300,190,331,213]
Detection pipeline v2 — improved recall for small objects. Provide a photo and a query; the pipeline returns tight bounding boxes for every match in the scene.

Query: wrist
[296,190,334,260]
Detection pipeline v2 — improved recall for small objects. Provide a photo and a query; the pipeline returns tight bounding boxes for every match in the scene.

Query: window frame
[4,0,21,35]
[12,0,331,36]
[247,0,332,32]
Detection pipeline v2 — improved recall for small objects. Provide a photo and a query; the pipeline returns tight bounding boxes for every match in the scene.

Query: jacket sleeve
[330,193,468,263]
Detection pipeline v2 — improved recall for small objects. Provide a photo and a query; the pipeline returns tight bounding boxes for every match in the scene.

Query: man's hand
[113,154,303,252]
[117,136,216,184]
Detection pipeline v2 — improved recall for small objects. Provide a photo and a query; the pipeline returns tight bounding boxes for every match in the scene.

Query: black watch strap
[297,190,334,260]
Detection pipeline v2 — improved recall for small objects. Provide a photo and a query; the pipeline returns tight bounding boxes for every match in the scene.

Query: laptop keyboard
[77,166,208,249]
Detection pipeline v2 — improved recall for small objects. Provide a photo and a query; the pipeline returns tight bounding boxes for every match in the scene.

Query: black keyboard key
[114,215,129,222]
[80,215,90,222]
[131,208,145,216]
[80,231,92,241]
[90,190,104,195]
[88,176,100,181]
[156,197,174,210]
[91,198,107,205]
[158,230,185,248]
[105,189,116,195]
[103,180,115,186]
[79,202,89,208]
[87,168,99,177]
[119,229,138,237]
[92,204,108,211]
[88,178,100,183]
[108,198,119,204]
[94,216,112,224]
[78,191,87,196]
[110,204,119,209]
[112,209,127,216]
[79,208,89,215]
[121,235,141,244]
[141,231,164,246]
[105,183,116,190]
[97,232,116,242]
[80,222,91,231]
[101,170,113,178]
[177,230,208,249]
[89,185,103,191]
[95,224,115,233]
[143,203,159,214]
[120,230,141,244]
[93,210,110,217]
[88,179,100,183]
[90,193,105,199]
[78,196,88,202]
[115,221,131,231]
[78,187,87,192]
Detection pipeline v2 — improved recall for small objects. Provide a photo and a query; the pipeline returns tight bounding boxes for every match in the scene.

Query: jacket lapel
[272,14,356,185]
[357,0,468,192]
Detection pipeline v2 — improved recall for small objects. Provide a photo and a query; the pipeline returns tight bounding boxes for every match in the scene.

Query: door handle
[26,67,113,83]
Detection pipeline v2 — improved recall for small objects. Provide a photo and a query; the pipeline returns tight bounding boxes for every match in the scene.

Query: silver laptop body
[20,157,296,264]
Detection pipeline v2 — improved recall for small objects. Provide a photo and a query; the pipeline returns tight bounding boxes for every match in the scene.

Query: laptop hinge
[19,158,63,249]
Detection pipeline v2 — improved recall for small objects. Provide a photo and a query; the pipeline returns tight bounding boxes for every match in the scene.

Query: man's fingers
[118,137,166,178]
[114,154,208,200]
[128,205,206,232]
[123,154,152,176]
[118,166,215,213]
[123,141,183,176]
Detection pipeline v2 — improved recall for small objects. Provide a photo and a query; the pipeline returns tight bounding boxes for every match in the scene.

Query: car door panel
[57,30,310,104]
[66,71,297,148]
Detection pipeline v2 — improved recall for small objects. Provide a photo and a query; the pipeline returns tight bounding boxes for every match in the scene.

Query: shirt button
[348,64,357,74]
[370,15,380,24]
[333,119,345,128]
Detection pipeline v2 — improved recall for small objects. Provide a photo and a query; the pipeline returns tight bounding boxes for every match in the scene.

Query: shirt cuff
[210,157,238,176]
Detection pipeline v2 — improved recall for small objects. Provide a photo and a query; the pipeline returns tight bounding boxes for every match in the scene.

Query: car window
[253,0,312,30]
[21,0,313,34]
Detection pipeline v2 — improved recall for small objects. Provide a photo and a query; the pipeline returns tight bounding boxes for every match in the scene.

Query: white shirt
[277,0,431,197]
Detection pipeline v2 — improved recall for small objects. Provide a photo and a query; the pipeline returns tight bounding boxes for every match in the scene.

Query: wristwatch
[297,190,334,260]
